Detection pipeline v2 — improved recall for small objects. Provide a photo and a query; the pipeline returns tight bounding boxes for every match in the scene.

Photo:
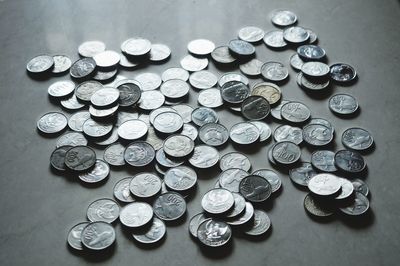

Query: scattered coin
[299,72,330,91]
[329,94,359,115]
[274,125,303,145]
[153,112,183,134]
[189,70,218,89]
[252,169,281,193]
[37,112,68,134]
[263,30,287,48]
[301,61,330,78]
[261,61,289,82]
[342,127,373,151]
[330,63,357,83]
[153,192,186,221]
[75,80,103,102]
[251,82,282,105]
[302,124,334,147]
[78,41,106,57]
[132,217,166,244]
[113,177,135,203]
[61,94,85,110]
[244,209,271,236]
[220,152,251,172]
[116,81,141,107]
[81,221,115,250]
[64,145,96,172]
[130,173,161,198]
[334,150,366,173]
[218,72,249,87]
[297,45,326,61]
[239,59,263,76]
[138,90,165,110]
[82,119,113,139]
[339,192,369,216]
[199,123,229,146]
[191,107,219,126]
[50,145,72,171]
[270,100,289,120]
[121,37,152,57]
[52,55,72,74]
[90,87,119,108]
[198,88,224,108]
[124,141,155,167]
[228,39,255,57]
[161,67,189,82]
[70,58,96,79]
[67,222,90,250]
[163,134,195,158]
[230,122,260,145]
[211,46,237,64]
[187,39,215,56]
[135,72,162,91]
[250,121,271,142]
[202,188,234,214]
[227,202,254,226]
[180,55,208,72]
[238,26,264,43]
[239,175,272,202]
[311,150,337,173]
[164,166,197,191]
[180,123,198,141]
[271,141,301,165]
[160,79,190,99]
[188,213,211,238]
[155,148,184,168]
[93,50,120,69]
[219,168,249,193]
[149,44,171,62]
[271,10,297,26]
[197,219,232,247]
[289,162,317,187]
[119,202,153,228]
[87,198,120,223]
[308,173,341,197]
[221,81,250,105]
[26,54,54,74]
[189,145,219,169]
[281,101,311,124]
[56,132,87,148]
[290,53,304,71]
[303,193,334,217]
[335,178,354,200]
[352,179,369,197]
[283,26,310,44]
[103,143,126,166]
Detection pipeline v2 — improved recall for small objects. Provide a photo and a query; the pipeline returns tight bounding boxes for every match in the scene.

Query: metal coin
[281,101,311,124]
[252,169,281,193]
[289,162,317,187]
[202,188,234,214]
[187,39,215,56]
[124,141,155,167]
[180,55,208,72]
[268,145,277,165]
[160,79,190,99]
[75,80,103,102]
[161,67,189,82]
[272,141,301,165]
[197,219,232,247]
[48,80,75,98]
[238,26,264,43]
[306,28,318,44]
[67,222,90,250]
[191,107,218,127]
[149,107,177,125]
[199,123,229,146]
[227,202,254,226]
[70,58,96,79]
[290,53,304,71]
[299,72,330,91]
[221,81,250,105]
[263,30,287,48]
[239,175,272,202]
[211,46,237,64]
[121,37,151,57]
[339,192,369,216]
[308,173,341,196]
[138,90,165,110]
[352,179,369,197]
[130,173,161,198]
[56,132,87,148]
[65,145,96,172]
[270,100,289,120]
[342,127,373,151]
[335,177,354,200]
[218,72,249,87]
[116,82,141,107]
[163,134,195,158]
[144,126,164,151]
[189,145,219,169]
[119,53,140,68]
[90,87,119,108]
[87,198,120,223]
[83,119,113,138]
[301,61,330,78]
[261,61,288,82]
[239,59,263,77]
[297,45,326,61]
[250,121,271,142]
[330,63,357,83]
[241,96,270,120]
[103,143,126,166]
[220,152,251,172]
[189,70,218,90]
[149,43,171,62]
[37,112,68,134]
[132,217,166,244]
[79,159,109,183]
[93,50,120,69]
[283,26,310,44]
[271,10,297,26]
[50,145,72,171]
[119,202,153,228]
[218,168,249,192]
[251,82,282,105]
[274,125,303,145]
[311,150,337,172]
[113,177,135,203]
[244,209,271,236]
[308,118,334,133]
[181,123,198,141]
[81,221,115,250]
[78,41,106,57]
[138,114,150,126]
[329,94,359,115]
[153,112,184,134]
[225,193,246,218]
[198,88,223,108]
[61,94,85,111]
[230,122,260,145]
[92,69,118,82]
[52,55,72,74]
[228,39,255,57]
[302,124,334,147]
[303,193,334,217]
[26,54,54,73]
[334,150,366,173]
[89,105,119,119]
[135,72,162,91]
[189,213,211,238]
[95,128,118,146]
[164,166,197,191]
[153,192,186,221]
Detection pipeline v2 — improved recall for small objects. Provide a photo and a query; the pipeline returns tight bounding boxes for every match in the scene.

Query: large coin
[261,61,289,82]
[78,159,110,183]
[229,122,260,145]
[187,39,215,56]
[334,150,366,173]
[103,143,126,166]
[302,124,334,147]
[26,54,54,73]
[271,141,301,165]
[164,166,197,191]
[189,213,211,238]
[281,101,311,124]
[220,152,251,171]
[271,10,297,26]
[311,150,337,172]
[218,168,249,192]
[67,222,90,250]
[238,26,264,43]
[78,41,106,57]
[329,94,359,115]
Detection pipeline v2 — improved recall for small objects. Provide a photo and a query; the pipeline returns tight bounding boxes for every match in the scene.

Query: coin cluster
[30,9,374,252]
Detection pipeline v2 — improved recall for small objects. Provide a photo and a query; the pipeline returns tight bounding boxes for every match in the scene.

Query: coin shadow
[76,242,116,262]
[338,208,375,229]
[305,212,335,223]
[26,70,53,81]
[78,176,109,189]
[253,198,275,212]
[301,86,334,100]
[194,166,221,180]
[37,128,67,138]
[198,239,234,259]
[212,62,238,72]
[357,142,376,155]
[332,75,359,87]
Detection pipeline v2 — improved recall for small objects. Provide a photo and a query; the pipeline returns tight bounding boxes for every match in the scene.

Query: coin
[94,69,119,83]
[241,96,271,120]
[239,59,263,76]
[56,132,87,148]
[121,37,152,57]
[67,222,90,250]
[202,188,234,214]
[153,112,183,135]
[211,46,237,64]
[164,166,197,191]
[124,141,155,167]
[180,55,208,72]
[163,134,195,158]
[229,122,260,145]
[221,81,250,105]
[334,150,366,173]
[132,217,166,244]
[220,152,251,171]
[297,45,326,61]
[37,112,68,134]
[26,54,54,73]
[301,61,330,78]
[339,192,369,216]
[289,162,317,187]
[250,121,271,142]
[135,72,162,91]
[329,94,359,115]
[290,53,304,71]
[89,105,119,119]
[149,43,171,62]
[119,53,140,68]
[189,213,211,238]
[252,82,282,105]
[299,72,330,91]
[281,101,311,124]
[93,50,120,69]
[189,145,219,168]
[81,221,115,250]
[274,125,303,145]
[181,123,198,141]
[197,219,232,247]
[283,26,310,44]
[90,87,119,108]
[191,107,218,127]
[272,141,301,165]
[82,119,113,138]
[263,30,287,48]
[129,173,161,198]
[238,26,264,43]
[160,79,190,99]
[155,148,183,168]
[218,72,249,87]
[70,58,96,79]
[228,39,255,57]
[271,10,297,26]
[198,88,223,108]
[119,202,153,228]
[239,175,272,202]
[87,198,120,223]
[302,124,334,147]
[270,100,289,120]
[113,177,135,203]
[187,39,215,55]
[303,193,334,217]
[219,168,249,192]
[75,80,103,102]
[308,118,334,133]
[103,143,126,166]
[169,105,192,124]
[311,150,337,172]
[61,95,85,110]
[189,70,218,89]
[227,202,254,226]
[64,145,96,172]
[161,67,189,82]
[252,169,281,193]
[138,90,165,110]
[330,63,357,83]
[79,159,110,183]
[335,178,354,200]
[199,123,229,146]
[116,81,141,107]
[95,129,119,146]
[50,145,72,171]
[244,209,271,236]
[52,55,72,74]
[352,179,369,197]
[153,192,186,221]
[224,193,246,219]
[342,127,373,151]
[306,29,318,44]
[261,61,288,82]
[308,173,341,196]
[78,41,106,57]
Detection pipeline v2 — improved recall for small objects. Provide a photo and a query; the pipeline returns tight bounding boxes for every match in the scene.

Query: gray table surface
[0,0,399,265]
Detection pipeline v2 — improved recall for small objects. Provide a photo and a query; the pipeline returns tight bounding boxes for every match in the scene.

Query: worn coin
[103,143,126,166]
[67,222,90,250]
[239,175,272,202]
[339,192,369,216]
[303,193,334,217]
[113,177,135,203]
[202,188,234,214]
[138,90,165,110]
[197,219,232,247]
[244,209,271,236]
[188,39,215,56]
[37,112,68,134]
[180,55,208,72]
[342,127,373,151]
[199,123,229,146]
[160,79,190,99]
[219,168,249,192]
[124,141,155,167]
[308,173,341,196]
[289,162,318,187]
[283,26,310,44]
[302,124,334,147]
[220,152,251,172]
[191,107,218,127]
[230,122,260,145]
[153,192,186,221]
[221,81,250,105]
[79,159,110,183]
[311,150,337,172]
[163,134,195,158]
[211,46,237,64]
[52,55,72,74]
[81,221,115,250]
[162,67,189,82]
[274,125,303,145]
[334,150,366,173]
[87,198,120,223]
[149,43,171,62]
[271,10,297,26]
[263,30,287,48]
[252,82,282,105]
[252,169,281,193]
[64,145,96,172]
[329,94,359,115]
[272,141,301,165]
[297,45,326,61]
[198,88,223,108]
[26,54,54,73]
[56,132,87,148]
[129,173,161,198]
[261,61,288,82]
[132,217,166,244]
[119,202,153,228]
[70,58,96,79]
[352,179,369,197]
[164,166,197,191]
[238,26,264,43]
[189,145,219,169]
[228,39,255,57]
[241,96,271,120]
[330,63,357,83]
[50,145,72,171]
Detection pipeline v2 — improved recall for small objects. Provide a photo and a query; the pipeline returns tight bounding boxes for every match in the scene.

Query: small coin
[239,175,272,202]
[163,134,195,158]
[145,127,165,151]
[252,82,282,105]
[283,26,310,44]
[238,26,264,43]
[301,61,330,78]
[289,162,317,187]
[308,173,341,196]
[297,45,326,61]
[181,123,198,141]
[302,124,334,147]
[241,96,270,120]
[261,61,288,82]
[250,121,271,142]
[311,150,337,172]
[270,100,289,120]
[211,46,237,64]
[153,192,186,221]
[161,67,189,82]
[37,112,68,134]
[334,150,366,173]
[198,88,223,108]
[52,55,72,74]
[79,159,110,183]
[61,94,85,110]
[149,43,171,62]
[164,166,197,191]
[271,10,297,26]
[82,119,113,138]
[189,70,218,89]
[290,53,304,71]
[64,145,96,172]
[202,188,234,214]
[197,219,232,247]
[180,55,208,72]
[70,58,96,79]
[342,127,373,151]
[199,123,229,146]
[220,152,251,172]
[188,39,215,56]
[306,28,318,44]
[281,101,311,124]
[75,80,103,102]
[339,192,369,216]
[50,145,72,171]
[239,59,263,76]
[160,79,190,99]
[272,141,301,165]
[93,50,120,68]
[329,94,359,115]
[228,39,255,57]
[189,145,219,169]
[121,37,152,57]
[138,90,165,110]
[304,193,334,217]
[308,118,334,133]
[149,107,177,125]
[225,193,246,218]
[218,72,249,87]
[221,81,250,105]
[191,107,219,127]
[227,201,254,226]
[87,198,120,223]
[113,177,135,203]
[352,179,369,197]
[132,217,166,244]
[67,222,90,250]
[103,143,126,166]
[130,173,161,198]
[263,30,287,48]
[330,63,357,83]
[93,68,118,81]
[81,221,115,250]
[124,141,155,167]
[56,132,87,148]
[189,213,211,238]
[119,202,153,228]
[116,81,141,107]
[244,209,271,236]
[155,147,183,168]
[219,168,249,192]
[230,122,260,145]
[252,169,281,193]
[274,125,303,145]
[78,41,106,57]
[26,54,54,73]
[90,87,119,108]
[335,178,354,200]
[135,72,162,91]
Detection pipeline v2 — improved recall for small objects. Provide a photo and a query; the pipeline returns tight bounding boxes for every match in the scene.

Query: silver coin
[227,202,254,226]
[113,177,135,203]
[218,72,249,87]
[187,39,215,56]
[144,126,164,151]
[119,53,140,68]
[161,67,189,82]
[171,104,193,123]
[56,132,87,148]
[274,125,303,145]
[75,80,103,102]
[189,70,218,89]
[130,173,162,198]
[191,107,219,127]
[238,26,265,43]
[68,112,90,133]
[37,112,68,134]
[89,105,119,119]
[311,150,337,172]
[87,198,120,223]
[149,43,171,62]
[116,111,139,127]
[251,82,282,105]
[220,152,251,171]
[283,26,310,43]
[119,202,153,228]
[189,213,211,238]
[67,222,90,250]
[132,217,166,244]
[189,145,219,168]
[138,90,165,110]
[308,118,334,133]
[263,30,287,48]
[335,177,354,200]
[297,45,326,61]
[79,159,110,183]
[160,79,190,99]
[301,61,330,78]
[48,80,75,98]
[181,123,198,141]
[329,94,359,115]
[281,101,311,124]
[82,119,113,138]
[153,192,186,221]
[211,46,237,64]
[250,121,272,142]
[304,193,334,217]
[121,37,151,56]
[299,72,330,91]
[80,221,115,250]
[118,119,148,141]
[270,100,289,120]
[261,61,289,82]
[103,143,126,166]
[303,124,334,147]
[95,128,119,146]
[124,141,155,167]
[135,72,162,91]
[244,209,271,236]
[352,179,369,197]
[93,50,120,68]
[90,87,119,108]
[339,192,369,216]
[26,54,54,73]
[289,162,317,187]
[202,188,234,214]
[342,127,373,151]
[61,94,85,110]
[52,55,72,73]
[218,168,249,192]
[198,88,223,108]
[197,219,232,247]
[164,166,197,191]
[252,169,281,193]
[78,41,106,57]
[163,134,195,158]
[239,59,263,76]
[225,193,246,218]
[308,173,342,196]
[272,141,301,165]
[180,55,208,72]
[271,10,297,26]
[199,123,229,146]
[306,28,318,44]
[229,122,260,145]
[290,53,304,71]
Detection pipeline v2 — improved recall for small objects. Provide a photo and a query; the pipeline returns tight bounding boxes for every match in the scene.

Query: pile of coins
[30,9,374,252]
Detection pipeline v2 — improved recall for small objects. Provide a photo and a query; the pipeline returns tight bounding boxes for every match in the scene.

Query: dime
[221,81,250,104]
[228,39,255,57]
[164,166,197,191]
[64,146,96,172]
[75,80,103,102]
[61,95,85,110]
[116,81,141,107]
[263,30,287,48]
[149,43,171,62]
[334,150,366,173]
[189,213,211,238]
[211,46,237,64]
[202,188,234,214]
[281,101,311,124]
[132,217,166,244]
[302,124,334,146]
[191,107,218,126]
[289,162,317,187]
[135,72,162,91]
[241,96,270,120]
[274,125,303,145]
[153,192,186,221]
[198,88,223,108]
[78,41,106,57]
[339,192,369,216]
[121,37,152,57]
[239,59,263,76]
[87,198,120,223]
[301,61,330,78]
[79,159,110,183]
[199,123,229,146]
[290,53,304,71]
[220,152,251,172]
[56,132,87,148]
[180,55,208,72]
[244,209,271,236]
[26,54,54,73]
[239,175,272,202]
[113,177,135,203]
[163,135,195,158]
[70,58,96,79]
[272,141,301,165]
[93,50,120,69]
[252,169,281,193]
[197,219,232,247]
[103,143,126,166]
[352,179,369,197]
[251,82,282,105]
[124,141,155,167]
[219,168,249,192]
[82,119,113,138]
[250,121,272,142]
[162,67,189,82]
[218,72,249,87]
[342,127,373,151]
[189,145,219,168]
[335,178,354,200]
[160,79,190,99]
[311,150,337,172]
[261,61,288,82]
[303,193,334,217]
[308,173,341,196]
[271,10,297,26]
[188,39,215,56]
[119,202,153,228]
[37,112,67,134]
[227,202,254,226]
[50,145,72,171]
[52,55,72,74]
[283,26,310,44]
[330,63,357,83]
[138,90,165,110]
[81,222,115,250]
[230,122,260,145]
[297,45,326,61]
[181,123,198,141]
[189,70,218,89]
[67,222,90,250]
[130,173,161,198]
[238,26,264,43]
[329,94,359,115]
[90,87,119,108]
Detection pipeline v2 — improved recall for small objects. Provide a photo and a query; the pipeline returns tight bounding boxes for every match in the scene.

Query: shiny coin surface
[211,46,237,64]
[113,177,135,203]
[48,80,75,98]
[81,221,115,250]
[135,72,162,91]
[261,61,289,82]
[289,162,317,187]
[230,122,260,145]
[283,26,310,44]
[191,107,218,126]
[308,118,334,133]
[263,30,287,48]
[138,90,165,110]
[334,150,366,173]
[124,141,155,167]
[238,26,264,43]
[228,39,255,57]
[116,81,141,107]
[144,127,164,151]
[219,168,249,192]
[181,123,198,140]
[153,112,183,134]
[304,193,334,217]
[189,70,218,89]
[67,222,90,250]
[90,87,119,108]
[162,67,189,82]
[50,145,72,171]
[187,39,215,56]
[70,58,96,79]
[197,219,232,247]
[244,210,271,236]
[272,141,301,165]
[302,124,334,147]
[75,80,103,102]
[308,173,341,196]
[218,72,249,87]
[132,217,166,244]
[153,192,186,221]
[93,50,120,68]
[290,53,304,71]
[250,121,272,142]
[61,94,85,110]
[87,198,120,223]
[241,96,270,120]
[352,179,369,197]
[163,134,195,158]
[342,127,373,151]
[311,150,337,172]
[274,125,303,145]
[37,112,68,134]
[335,178,354,200]
[281,101,311,124]
[160,79,190,99]
[199,123,229,146]
[155,148,184,168]
[164,166,197,191]
[297,45,326,61]
[78,41,106,57]
[270,100,289,120]
[301,61,330,78]
[78,159,109,183]
[330,63,357,83]
[220,152,251,172]
[227,202,254,226]
[121,37,151,56]
[329,94,359,115]
[64,145,96,172]
[202,188,234,214]
[149,43,171,62]
[198,88,223,108]
[130,173,161,198]
[189,145,219,168]
[271,10,297,26]
[52,55,72,74]
[252,169,281,193]
[26,54,54,73]
[239,59,263,76]
[89,105,118,119]
[149,107,177,125]
[180,55,208,72]
[306,28,318,43]
[119,202,153,228]
[339,192,369,216]
[239,175,272,202]
[189,213,211,238]
[252,82,282,105]
[103,143,126,166]
[119,53,140,68]
[221,81,250,104]
[82,119,113,138]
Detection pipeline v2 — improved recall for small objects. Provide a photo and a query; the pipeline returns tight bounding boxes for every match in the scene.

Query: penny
[82,119,113,139]
[135,72,162,91]
[90,87,119,109]
[93,50,120,69]
[218,168,249,192]
[263,30,287,48]
[121,37,152,57]
[297,45,326,61]
[191,107,218,127]
[153,192,186,221]
[64,145,96,172]
[244,209,271,236]
[329,94,359,115]
[202,188,234,214]
[239,59,263,76]
[75,80,103,102]
[274,125,303,145]
[251,82,282,105]
[50,145,72,171]
[241,96,270,120]
[119,202,153,228]
[160,79,190,99]
[56,132,87,148]
[330,63,357,83]
[52,55,72,74]
[227,202,254,226]
[113,177,135,203]
[311,150,337,172]
[218,72,249,87]
[272,141,301,165]
[228,39,255,57]
[164,166,197,191]
[335,178,354,200]
[124,141,155,167]
[283,26,310,44]
[301,61,330,78]
[197,219,232,247]
[302,124,334,147]
[308,173,341,196]
[334,150,366,173]
[290,53,304,71]
[289,162,318,187]
[261,61,288,82]
[250,121,272,142]
[211,46,237,64]
[61,94,85,110]
[116,81,141,107]
[187,39,215,56]
[180,123,198,141]
[198,88,223,108]
[339,192,369,216]
[26,54,54,73]
[199,123,229,146]
[37,112,68,134]
[149,43,171,62]
[189,145,219,169]
[230,122,260,145]
[238,26,264,43]
[132,217,166,244]
[153,112,183,134]
[342,127,373,151]
[79,159,110,184]
[221,81,250,105]
[163,135,195,158]
[252,169,281,193]
[271,10,297,26]
[161,67,189,82]
[189,213,211,238]
[281,101,311,124]
[180,55,208,72]
[67,222,90,250]
[352,179,369,197]
[78,41,106,57]
[103,143,126,166]
[138,90,165,110]
[130,173,162,198]
[189,70,218,90]
[220,152,251,172]
[87,198,120,223]
[239,175,272,202]
[81,221,115,250]
[303,193,334,217]
[70,58,96,79]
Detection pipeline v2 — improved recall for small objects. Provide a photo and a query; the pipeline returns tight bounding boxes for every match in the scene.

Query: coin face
[180,55,208,72]
[311,150,337,172]
[138,90,165,110]
[221,81,250,104]
[187,39,215,56]
[283,26,310,43]
[113,177,135,203]
[198,88,223,108]
[263,30,287,48]
[132,217,166,244]
[352,179,369,197]
[308,118,334,133]
[103,143,126,166]
[197,219,232,247]
[153,192,186,221]
[119,202,153,228]
[162,67,189,82]
[189,213,211,238]
[227,202,254,226]
[87,198,120,223]
[335,178,354,200]
[116,82,141,107]
[153,112,183,134]
[93,50,120,68]
[191,107,218,127]
[297,45,326,61]
[252,169,281,193]
[189,70,218,89]
[329,94,359,115]
[83,119,113,138]
[239,59,263,76]
[220,152,251,172]
[261,61,288,82]
[124,141,155,167]
[155,149,184,168]
[245,209,271,236]
[70,58,96,79]
[50,145,72,171]
[289,162,317,187]
[271,10,297,26]
[160,79,190,100]
[270,100,289,120]
[250,121,271,142]
[211,46,237,64]
[189,145,219,168]
[199,123,229,146]
[79,159,110,183]
[303,193,334,217]
[135,72,162,91]
[241,96,271,120]
[218,168,249,192]
[75,80,103,102]
[180,123,198,141]
[281,101,311,124]
[164,166,197,191]
[130,173,161,198]
[90,87,119,108]
[228,39,255,57]
[37,112,68,134]
[89,105,118,119]
[78,41,106,57]
[302,124,334,147]
[80,221,116,250]
[149,44,171,62]
[342,127,373,151]
[251,82,282,105]
[64,145,96,172]
[26,54,54,73]
[330,63,357,83]
[121,37,152,56]
[299,72,330,91]
[225,193,246,218]
[202,188,234,214]
[61,95,85,111]
[230,122,260,145]
[301,61,330,78]
[272,141,301,165]
[67,222,90,250]
[290,53,304,71]
[238,26,264,43]
[119,53,140,68]
[239,175,272,202]
[308,174,341,196]
[52,55,72,74]
[334,150,366,173]
[339,192,370,216]
[163,135,194,158]
[274,125,303,145]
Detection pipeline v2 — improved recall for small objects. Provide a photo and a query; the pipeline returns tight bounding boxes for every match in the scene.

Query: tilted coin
[180,55,208,72]
[283,26,310,44]
[290,53,304,71]
[274,124,303,145]
[303,193,334,217]
[227,202,254,226]
[339,192,369,216]
[261,61,289,82]
[271,10,297,26]
[79,159,110,183]
[211,46,237,64]
[26,54,54,73]
[197,219,232,247]
[241,96,270,120]
[308,173,341,196]
[263,30,287,48]
[64,145,96,172]
[251,82,282,105]
[90,87,119,108]
[202,188,234,214]
[189,213,211,238]
[160,79,190,99]
[301,61,330,78]
[75,80,103,102]
[330,63,357,83]
[352,179,369,197]
[229,122,260,145]
[144,126,164,151]
[52,55,72,74]
[189,70,218,90]
[220,152,251,172]
[189,145,219,169]
[119,202,153,228]
[130,173,162,198]
[181,123,198,141]
[78,41,106,57]
[121,37,151,57]
[329,94,359,115]
[149,43,171,62]
[163,134,195,158]
[252,169,281,193]
[124,141,155,167]
[302,124,334,147]
[103,143,126,166]
[132,217,166,244]
[70,58,96,79]
[164,166,197,191]
[244,209,271,236]
[306,28,318,44]
[93,50,120,69]
[335,178,354,200]
[250,121,272,142]
[225,193,246,218]
[342,127,373,151]
[67,222,90,250]
[270,100,289,120]
[334,150,366,173]
[138,90,165,110]
[113,177,135,203]
[135,72,162,91]
[56,132,87,148]
[50,145,72,171]
[37,112,68,134]
[87,198,120,223]
[119,53,140,68]
[218,72,249,87]
[198,88,223,108]
[116,81,141,107]
[281,101,311,124]
[311,150,337,172]
[228,39,256,57]
[239,59,263,76]
[289,162,318,187]
[187,39,215,56]
[191,107,218,127]
[238,26,265,43]
[272,141,301,165]
[199,123,229,146]
[299,72,330,91]
[61,94,85,110]
[89,105,119,119]
[239,175,272,202]
[161,67,189,82]
[218,168,249,192]
[153,192,186,221]
[297,45,326,61]
[221,81,250,104]
[308,118,334,133]
[82,119,113,138]
[153,112,183,135]
[81,221,115,250]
